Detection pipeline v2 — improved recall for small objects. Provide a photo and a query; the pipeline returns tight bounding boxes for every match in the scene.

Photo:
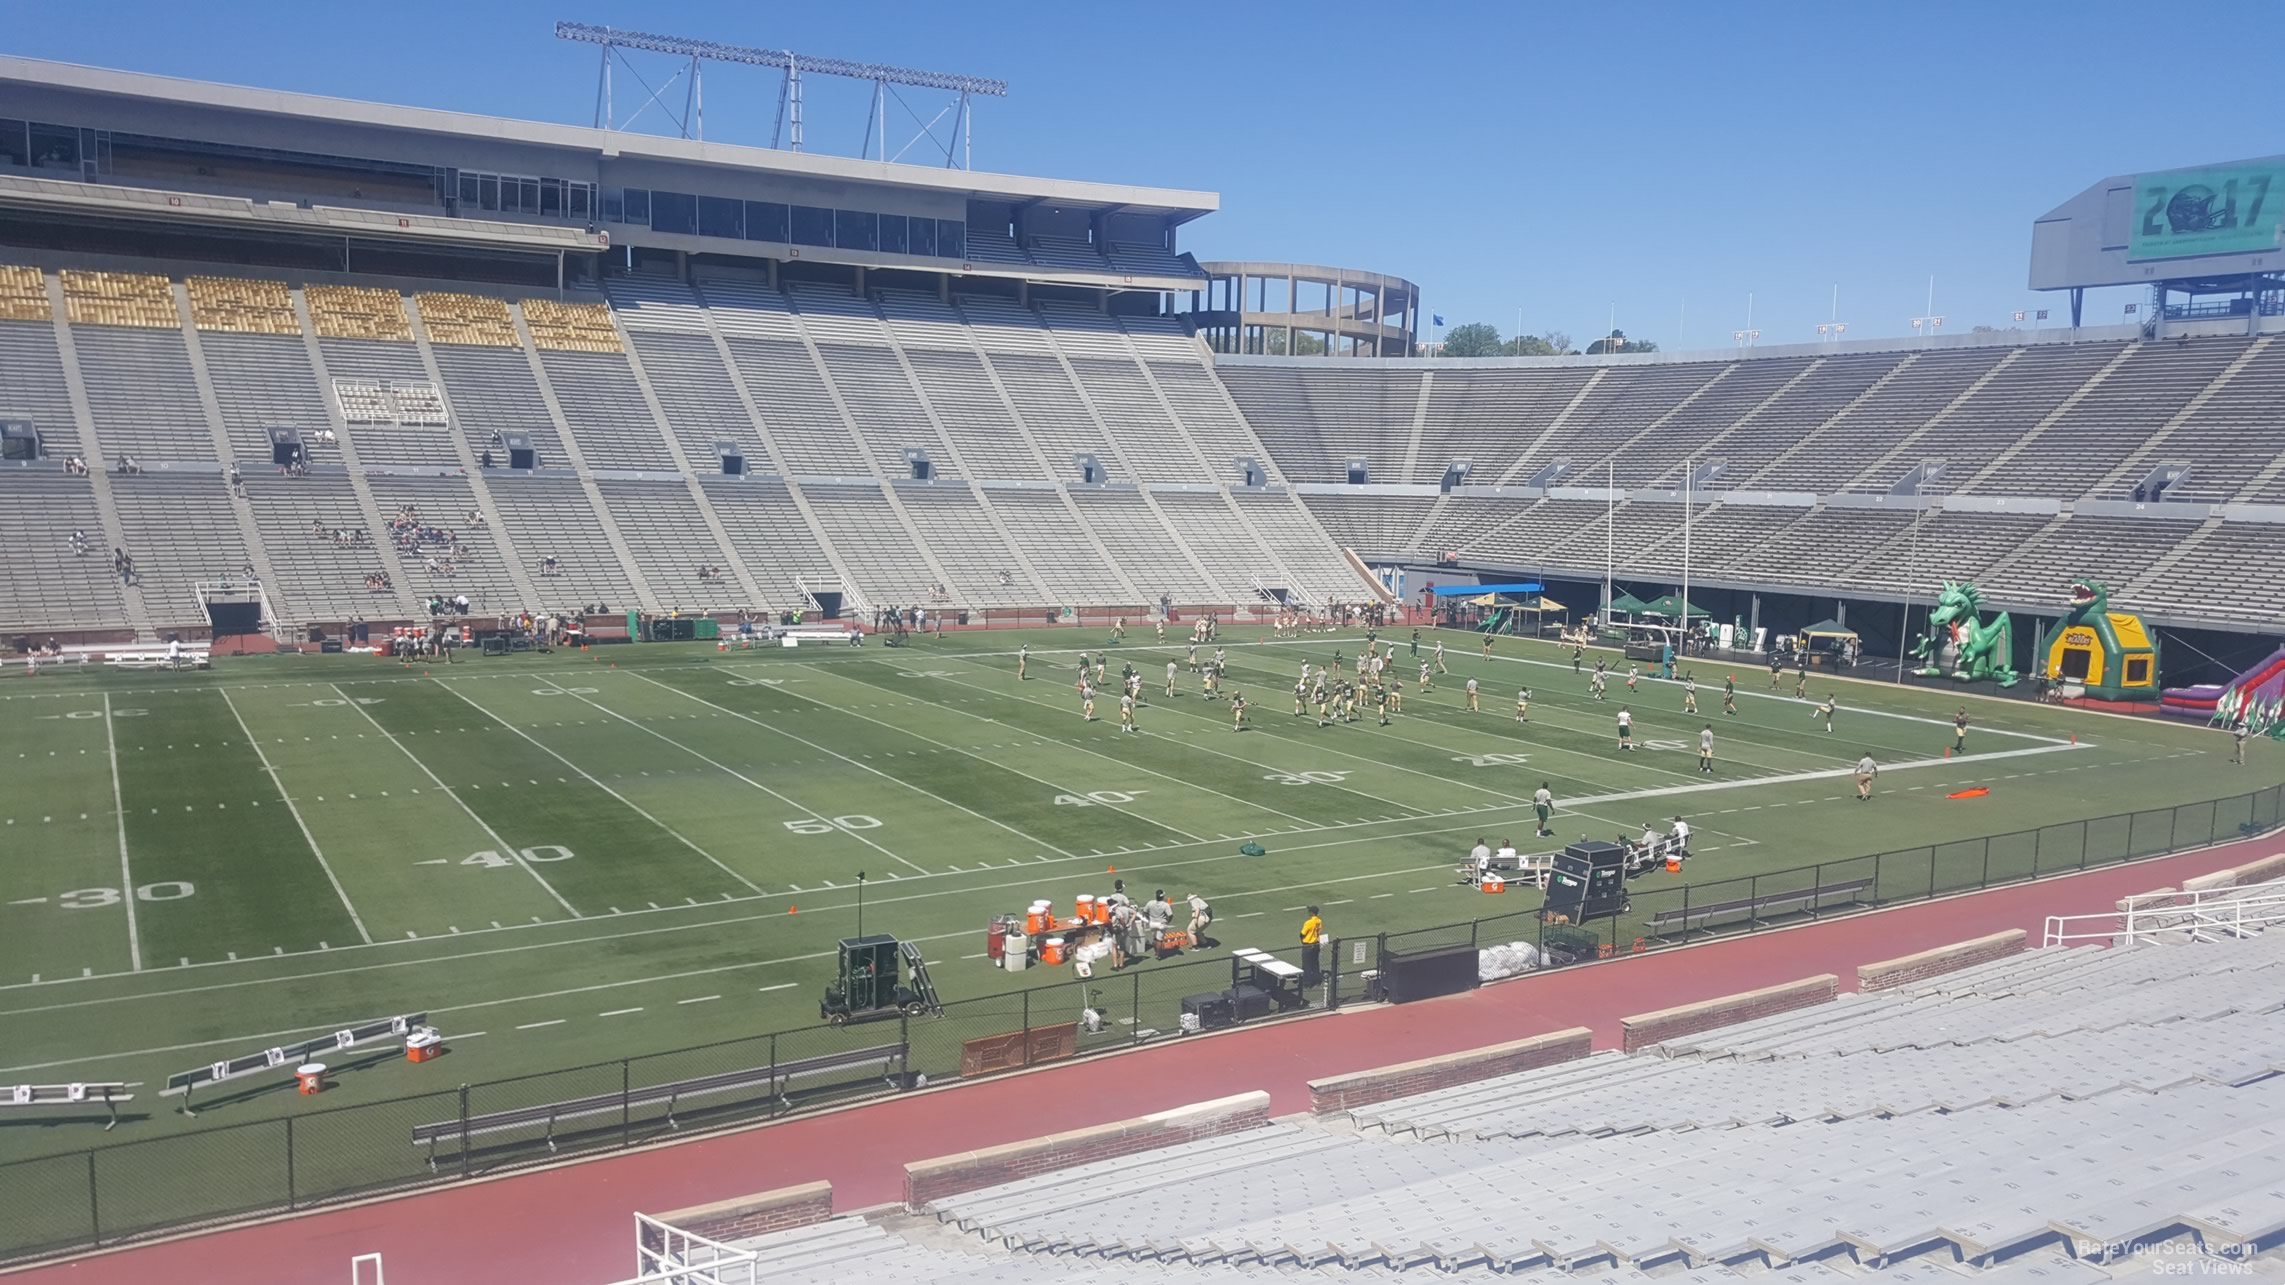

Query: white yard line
[0,853,1487,1075]
[544,677,931,876]
[1433,637,2073,747]
[101,694,142,972]
[909,649,1517,809]
[796,665,1307,831]
[437,680,763,894]
[0,736,2109,1015]
[624,671,1062,864]
[1198,649,1811,786]
[327,683,581,918]
[218,689,373,944]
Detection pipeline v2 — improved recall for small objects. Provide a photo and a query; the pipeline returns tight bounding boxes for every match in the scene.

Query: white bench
[773,626,863,648]
[1467,850,1555,888]
[1623,833,1689,876]
[10,652,91,671]
[106,648,211,670]
[5,1082,133,1129]
[1232,949,1308,1008]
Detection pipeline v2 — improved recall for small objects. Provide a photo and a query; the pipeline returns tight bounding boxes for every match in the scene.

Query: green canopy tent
[1637,593,1711,620]
[1596,590,1651,643]
[1797,617,1861,666]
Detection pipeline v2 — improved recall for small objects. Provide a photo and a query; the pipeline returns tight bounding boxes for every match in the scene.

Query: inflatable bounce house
[2164,644,2285,736]
[2035,581,2159,702]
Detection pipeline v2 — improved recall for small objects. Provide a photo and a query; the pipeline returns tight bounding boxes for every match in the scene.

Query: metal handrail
[619,1213,760,1285]
[2042,881,2285,947]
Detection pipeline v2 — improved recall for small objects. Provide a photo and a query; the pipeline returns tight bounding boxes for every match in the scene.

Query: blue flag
[1432,313,1445,326]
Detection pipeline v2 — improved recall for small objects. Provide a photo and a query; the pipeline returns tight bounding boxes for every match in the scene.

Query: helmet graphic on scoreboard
[2165,185,2230,234]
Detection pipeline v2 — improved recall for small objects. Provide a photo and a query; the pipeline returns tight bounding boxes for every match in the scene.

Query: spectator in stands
[479,449,494,468]
[68,529,86,557]
[226,463,245,498]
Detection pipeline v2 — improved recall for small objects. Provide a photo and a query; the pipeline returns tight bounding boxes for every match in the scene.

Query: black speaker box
[1181,991,1233,1030]
[1224,984,1274,1022]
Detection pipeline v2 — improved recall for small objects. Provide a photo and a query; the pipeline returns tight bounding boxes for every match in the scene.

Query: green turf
[0,624,2274,1243]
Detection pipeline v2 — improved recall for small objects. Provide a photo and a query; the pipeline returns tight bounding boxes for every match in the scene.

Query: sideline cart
[820,935,942,1026]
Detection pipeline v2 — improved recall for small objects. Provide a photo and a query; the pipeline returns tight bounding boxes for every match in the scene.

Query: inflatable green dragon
[1912,580,2019,687]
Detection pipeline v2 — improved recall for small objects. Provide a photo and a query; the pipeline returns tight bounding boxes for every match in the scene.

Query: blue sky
[13,2,2278,346]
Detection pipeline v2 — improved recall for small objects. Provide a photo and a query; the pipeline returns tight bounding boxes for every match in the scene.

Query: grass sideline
[0,627,2264,1173]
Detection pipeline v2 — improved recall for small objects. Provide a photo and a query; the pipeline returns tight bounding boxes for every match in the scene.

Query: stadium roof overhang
[0,57,1220,224]
[0,173,607,256]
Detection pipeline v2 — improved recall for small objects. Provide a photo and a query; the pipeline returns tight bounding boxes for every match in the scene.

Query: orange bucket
[1091,898,1112,926]
[1040,936,1067,966]
[1025,902,1051,935]
[1075,894,1095,924]
[1665,854,1682,874]
[1481,876,1505,895]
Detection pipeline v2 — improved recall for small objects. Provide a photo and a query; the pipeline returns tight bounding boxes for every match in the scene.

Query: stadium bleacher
[3,255,2281,636]
[685,920,2285,1283]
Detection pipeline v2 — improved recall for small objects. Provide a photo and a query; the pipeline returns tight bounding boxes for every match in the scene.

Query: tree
[1440,322,1504,358]
[1505,330,1572,357]
[1262,328,1327,356]
[1586,328,1656,355]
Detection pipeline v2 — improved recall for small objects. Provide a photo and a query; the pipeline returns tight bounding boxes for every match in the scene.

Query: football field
[0,625,2268,1172]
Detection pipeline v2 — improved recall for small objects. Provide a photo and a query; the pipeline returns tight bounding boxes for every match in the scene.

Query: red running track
[13,837,2276,1285]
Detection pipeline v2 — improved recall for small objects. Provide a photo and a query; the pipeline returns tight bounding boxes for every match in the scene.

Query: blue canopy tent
[1430,583,1545,597]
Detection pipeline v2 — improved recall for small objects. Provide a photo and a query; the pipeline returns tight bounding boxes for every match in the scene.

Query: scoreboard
[2129,162,2285,262]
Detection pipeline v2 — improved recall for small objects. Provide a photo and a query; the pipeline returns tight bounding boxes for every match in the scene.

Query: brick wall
[1306,1027,1593,1114]
[1857,930,2024,991]
[2224,852,2285,886]
[647,1179,833,1244]
[903,1090,1270,1210]
[1619,975,1837,1053]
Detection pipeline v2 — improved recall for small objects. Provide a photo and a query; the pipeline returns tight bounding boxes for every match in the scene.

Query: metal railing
[0,782,2276,1266]
[1377,783,2282,971]
[2044,881,2285,947]
[621,1212,758,1285]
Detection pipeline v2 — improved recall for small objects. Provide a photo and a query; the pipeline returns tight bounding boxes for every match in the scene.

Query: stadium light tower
[555,22,1008,168]
[1817,285,1848,343]
[1909,276,1945,342]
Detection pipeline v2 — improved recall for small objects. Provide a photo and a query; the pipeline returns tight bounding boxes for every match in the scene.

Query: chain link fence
[3,782,2277,1264]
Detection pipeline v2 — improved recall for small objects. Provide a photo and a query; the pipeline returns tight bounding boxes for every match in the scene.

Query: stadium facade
[0,55,2280,674]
